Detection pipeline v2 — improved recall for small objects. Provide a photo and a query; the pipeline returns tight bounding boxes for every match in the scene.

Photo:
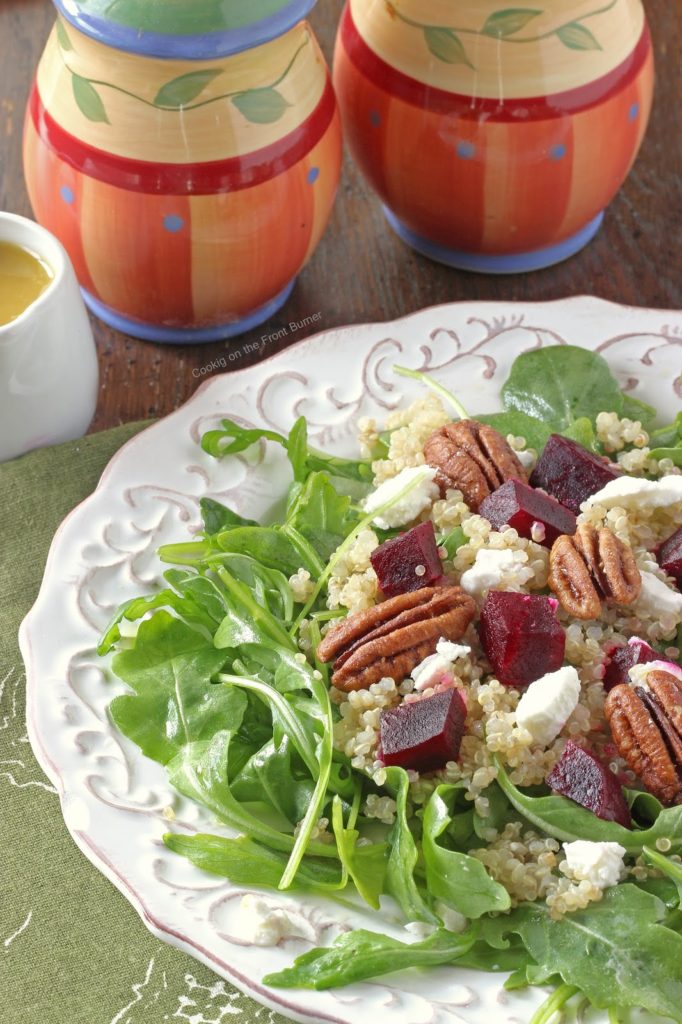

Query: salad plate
[20,296,682,1024]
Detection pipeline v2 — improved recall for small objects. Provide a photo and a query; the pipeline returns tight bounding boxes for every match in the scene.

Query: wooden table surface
[2,0,680,432]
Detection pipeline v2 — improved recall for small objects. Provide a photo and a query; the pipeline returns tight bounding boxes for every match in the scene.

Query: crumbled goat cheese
[436,639,472,661]
[411,653,454,691]
[363,465,439,530]
[585,474,682,511]
[629,659,682,689]
[411,638,471,690]
[459,548,518,597]
[635,571,682,617]
[515,667,581,747]
[239,895,315,946]
[562,841,626,889]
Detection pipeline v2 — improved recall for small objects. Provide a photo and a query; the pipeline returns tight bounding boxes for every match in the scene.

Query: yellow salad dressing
[0,241,53,325]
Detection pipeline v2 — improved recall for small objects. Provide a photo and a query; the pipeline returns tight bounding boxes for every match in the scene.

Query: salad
[98,346,682,1024]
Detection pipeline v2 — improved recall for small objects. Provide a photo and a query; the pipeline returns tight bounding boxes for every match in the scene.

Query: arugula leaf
[97,569,226,655]
[501,346,625,429]
[212,525,319,577]
[649,412,682,450]
[476,410,551,453]
[217,673,318,777]
[493,885,682,1019]
[384,766,439,924]
[496,760,682,852]
[163,832,343,891]
[422,786,510,918]
[649,447,682,466]
[230,735,315,825]
[263,927,475,990]
[212,554,292,622]
[200,497,258,535]
[560,416,598,452]
[331,795,386,909]
[167,730,338,861]
[213,567,294,651]
[620,393,657,430]
[438,526,466,559]
[643,846,682,902]
[201,416,372,482]
[108,611,234,764]
[286,471,359,563]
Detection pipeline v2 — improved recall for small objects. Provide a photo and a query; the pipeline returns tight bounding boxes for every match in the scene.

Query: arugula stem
[279,675,334,889]
[607,1008,622,1024]
[393,364,469,420]
[529,984,580,1024]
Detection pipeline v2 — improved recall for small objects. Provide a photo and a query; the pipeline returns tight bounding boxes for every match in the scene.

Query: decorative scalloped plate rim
[20,296,682,1024]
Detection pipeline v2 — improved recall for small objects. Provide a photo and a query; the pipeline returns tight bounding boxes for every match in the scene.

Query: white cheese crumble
[515,666,581,747]
[629,659,682,689]
[363,465,439,529]
[562,840,626,889]
[459,548,518,598]
[411,638,472,690]
[238,895,315,946]
[436,639,472,661]
[635,571,682,617]
[585,474,682,511]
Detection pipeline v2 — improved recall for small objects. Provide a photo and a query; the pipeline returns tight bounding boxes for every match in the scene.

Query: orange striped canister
[333,0,653,272]
[24,2,342,342]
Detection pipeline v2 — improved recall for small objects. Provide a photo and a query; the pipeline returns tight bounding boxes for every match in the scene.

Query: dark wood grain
[1,1,680,431]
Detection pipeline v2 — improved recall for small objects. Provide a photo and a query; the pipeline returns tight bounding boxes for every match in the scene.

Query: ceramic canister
[334,0,654,273]
[24,1,342,343]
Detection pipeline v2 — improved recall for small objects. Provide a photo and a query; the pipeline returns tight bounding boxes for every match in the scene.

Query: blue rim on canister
[53,0,317,57]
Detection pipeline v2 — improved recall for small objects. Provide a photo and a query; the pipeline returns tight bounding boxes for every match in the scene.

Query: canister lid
[54,0,316,57]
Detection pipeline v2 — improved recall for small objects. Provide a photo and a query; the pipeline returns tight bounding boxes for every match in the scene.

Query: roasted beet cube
[479,591,565,688]
[546,740,631,828]
[479,479,576,548]
[530,434,621,515]
[370,521,443,597]
[379,689,465,772]
[602,637,659,692]
[659,526,682,589]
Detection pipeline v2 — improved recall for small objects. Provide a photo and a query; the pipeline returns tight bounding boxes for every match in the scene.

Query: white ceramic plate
[20,297,682,1024]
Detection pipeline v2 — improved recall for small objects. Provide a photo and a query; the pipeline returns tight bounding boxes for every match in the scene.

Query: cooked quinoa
[323,395,682,920]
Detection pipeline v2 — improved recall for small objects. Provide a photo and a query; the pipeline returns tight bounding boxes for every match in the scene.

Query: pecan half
[317,585,476,692]
[605,670,682,806]
[423,420,527,511]
[548,524,641,620]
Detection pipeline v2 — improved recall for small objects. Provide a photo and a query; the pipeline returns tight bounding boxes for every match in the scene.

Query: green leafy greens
[98,346,682,1021]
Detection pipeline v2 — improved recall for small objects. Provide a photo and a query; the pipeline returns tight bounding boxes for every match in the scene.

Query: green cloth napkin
[0,424,292,1024]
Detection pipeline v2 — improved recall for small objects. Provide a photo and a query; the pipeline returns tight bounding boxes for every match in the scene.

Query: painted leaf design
[556,22,602,50]
[232,88,289,124]
[482,8,543,38]
[55,19,73,50]
[153,69,223,109]
[423,27,472,67]
[71,75,109,123]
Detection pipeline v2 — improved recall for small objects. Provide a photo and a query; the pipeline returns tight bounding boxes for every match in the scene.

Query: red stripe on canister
[29,76,337,196]
[340,5,652,123]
